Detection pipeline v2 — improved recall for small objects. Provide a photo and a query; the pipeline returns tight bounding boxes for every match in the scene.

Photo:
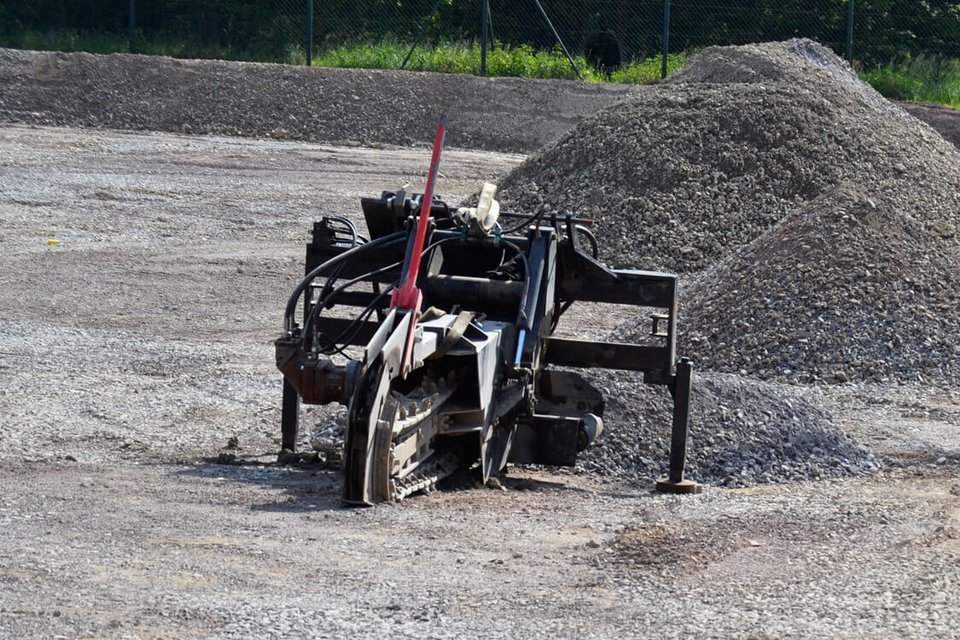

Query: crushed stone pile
[494,39,960,273]
[652,186,960,385]
[299,372,882,487]
[0,47,634,153]
[578,370,880,486]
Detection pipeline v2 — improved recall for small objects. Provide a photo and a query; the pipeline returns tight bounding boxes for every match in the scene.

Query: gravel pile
[295,371,880,486]
[494,39,960,272]
[297,368,884,487]
[0,46,634,153]
[655,186,960,385]
[580,370,880,486]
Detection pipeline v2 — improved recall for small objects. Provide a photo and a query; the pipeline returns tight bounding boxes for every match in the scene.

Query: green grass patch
[860,55,960,108]
[610,52,688,84]
[315,40,602,81]
[314,39,687,85]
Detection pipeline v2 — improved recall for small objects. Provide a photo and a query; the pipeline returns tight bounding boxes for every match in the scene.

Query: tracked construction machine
[275,119,699,505]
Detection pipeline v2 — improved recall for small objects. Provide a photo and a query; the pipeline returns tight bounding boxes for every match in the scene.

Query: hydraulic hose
[283,230,407,332]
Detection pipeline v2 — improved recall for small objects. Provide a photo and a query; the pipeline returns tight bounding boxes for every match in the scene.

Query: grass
[313,39,687,85]
[609,52,688,84]
[315,40,601,81]
[860,55,960,108]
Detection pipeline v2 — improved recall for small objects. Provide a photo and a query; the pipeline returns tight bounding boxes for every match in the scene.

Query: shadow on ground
[172,453,600,512]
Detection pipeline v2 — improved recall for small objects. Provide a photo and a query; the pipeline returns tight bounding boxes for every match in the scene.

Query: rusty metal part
[654,478,704,494]
[276,342,353,406]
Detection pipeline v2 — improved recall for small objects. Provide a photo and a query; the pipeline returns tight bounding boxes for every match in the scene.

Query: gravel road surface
[2,124,959,639]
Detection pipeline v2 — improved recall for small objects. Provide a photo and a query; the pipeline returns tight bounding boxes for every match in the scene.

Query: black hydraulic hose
[302,259,404,350]
[319,286,397,357]
[318,235,461,309]
[499,239,531,324]
[317,262,346,313]
[283,230,407,332]
[502,208,546,236]
[302,235,467,351]
[323,260,403,307]
[313,218,362,310]
[324,215,361,247]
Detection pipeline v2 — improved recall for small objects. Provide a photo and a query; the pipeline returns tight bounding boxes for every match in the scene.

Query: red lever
[391,115,446,376]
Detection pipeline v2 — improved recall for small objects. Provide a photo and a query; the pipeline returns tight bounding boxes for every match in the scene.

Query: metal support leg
[129,0,137,54]
[281,378,301,452]
[661,0,671,79]
[656,358,702,494]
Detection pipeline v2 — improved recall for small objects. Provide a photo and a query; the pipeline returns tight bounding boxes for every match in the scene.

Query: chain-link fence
[0,0,307,61]
[1,1,959,70]
[126,0,308,60]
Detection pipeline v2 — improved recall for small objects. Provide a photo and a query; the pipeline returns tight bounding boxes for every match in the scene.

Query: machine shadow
[173,454,346,512]
[172,454,601,512]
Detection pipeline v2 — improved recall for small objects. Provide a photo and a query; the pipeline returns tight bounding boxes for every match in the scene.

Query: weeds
[861,55,960,107]
[314,40,603,81]
[312,39,686,85]
[609,52,688,84]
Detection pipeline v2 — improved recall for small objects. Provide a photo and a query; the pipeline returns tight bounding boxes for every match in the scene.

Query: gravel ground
[2,461,958,640]
[581,370,881,486]
[0,125,518,464]
[2,44,960,637]
[1,123,959,639]
[494,40,960,273]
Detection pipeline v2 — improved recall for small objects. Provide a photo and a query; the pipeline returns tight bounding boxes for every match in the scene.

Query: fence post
[661,0,670,79]
[128,0,137,54]
[845,0,854,61]
[306,0,314,66]
[481,0,489,76]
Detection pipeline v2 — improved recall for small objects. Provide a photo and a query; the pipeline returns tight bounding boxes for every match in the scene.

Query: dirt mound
[0,46,634,153]
[658,186,960,385]
[579,370,880,486]
[494,40,960,272]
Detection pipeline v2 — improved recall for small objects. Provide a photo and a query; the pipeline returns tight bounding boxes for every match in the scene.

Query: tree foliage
[1,0,958,62]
